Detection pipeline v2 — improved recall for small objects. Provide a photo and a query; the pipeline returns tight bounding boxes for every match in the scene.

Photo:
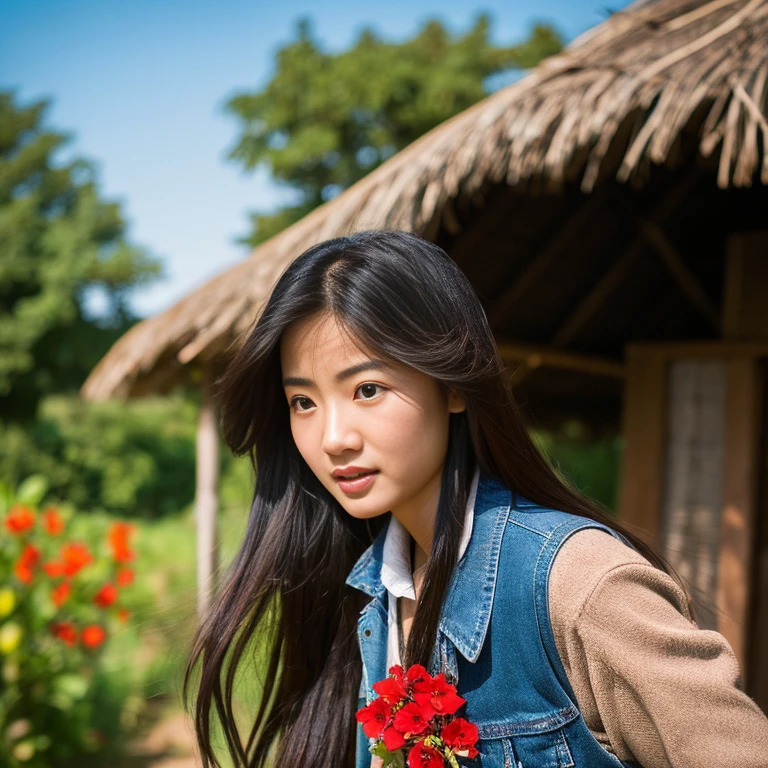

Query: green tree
[0,90,163,420]
[225,14,563,245]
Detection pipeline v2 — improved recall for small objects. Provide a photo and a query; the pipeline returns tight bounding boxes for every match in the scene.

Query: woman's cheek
[291,422,321,472]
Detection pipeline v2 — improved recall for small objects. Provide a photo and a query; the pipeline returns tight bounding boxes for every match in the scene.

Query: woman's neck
[390,466,442,563]
[412,535,429,575]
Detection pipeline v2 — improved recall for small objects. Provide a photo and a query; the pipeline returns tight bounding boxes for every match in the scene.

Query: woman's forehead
[282,313,363,355]
[280,314,383,373]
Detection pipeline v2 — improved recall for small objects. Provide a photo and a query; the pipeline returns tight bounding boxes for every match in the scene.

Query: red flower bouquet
[356,663,479,767]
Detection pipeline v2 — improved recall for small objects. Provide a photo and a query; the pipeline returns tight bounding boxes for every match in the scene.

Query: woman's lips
[336,470,379,493]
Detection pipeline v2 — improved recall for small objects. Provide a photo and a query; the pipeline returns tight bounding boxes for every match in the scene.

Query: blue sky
[1,0,631,319]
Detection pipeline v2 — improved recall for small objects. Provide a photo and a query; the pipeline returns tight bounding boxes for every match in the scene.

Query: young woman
[183,230,768,768]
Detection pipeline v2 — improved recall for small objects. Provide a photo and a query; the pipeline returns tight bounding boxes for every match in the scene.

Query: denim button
[364,629,371,637]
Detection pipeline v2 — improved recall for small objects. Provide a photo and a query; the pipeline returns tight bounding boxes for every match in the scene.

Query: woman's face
[279,312,465,521]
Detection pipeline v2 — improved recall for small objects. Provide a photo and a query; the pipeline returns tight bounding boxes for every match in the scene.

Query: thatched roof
[82,0,768,401]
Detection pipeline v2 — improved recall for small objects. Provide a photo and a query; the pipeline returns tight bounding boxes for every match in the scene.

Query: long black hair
[183,229,691,767]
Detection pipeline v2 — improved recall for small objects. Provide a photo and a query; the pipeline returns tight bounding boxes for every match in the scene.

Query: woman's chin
[340,502,390,521]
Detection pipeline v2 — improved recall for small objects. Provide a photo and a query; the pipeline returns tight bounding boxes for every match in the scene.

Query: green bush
[531,420,623,513]
[0,392,252,519]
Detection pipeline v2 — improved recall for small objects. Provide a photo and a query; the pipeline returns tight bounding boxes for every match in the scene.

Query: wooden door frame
[618,341,767,695]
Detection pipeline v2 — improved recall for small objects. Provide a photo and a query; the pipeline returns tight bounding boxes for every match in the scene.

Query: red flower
[14,544,41,583]
[51,580,71,607]
[393,702,433,736]
[355,697,392,739]
[5,505,35,534]
[60,542,93,577]
[42,507,64,535]
[107,521,135,563]
[43,560,65,578]
[413,672,466,716]
[441,717,479,758]
[372,671,407,705]
[362,663,477,765]
[116,567,134,586]
[93,583,118,608]
[50,621,78,646]
[381,724,406,751]
[116,608,131,623]
[81,624,106,648]
[403,664,432,689]
[407,740,445,768]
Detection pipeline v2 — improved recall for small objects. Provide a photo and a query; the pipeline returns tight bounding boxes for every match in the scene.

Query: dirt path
[118,710,201,768]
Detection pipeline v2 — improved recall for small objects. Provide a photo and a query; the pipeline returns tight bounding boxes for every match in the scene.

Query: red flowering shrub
[108,521,136,563]
[42,507,65,535]
[0,478,138,765]
[50,620,78,646]
[5,505,35,534]
[357,664,479,767]
[14,543,41,583]
[93,582,119,608]
[81,624,107,648]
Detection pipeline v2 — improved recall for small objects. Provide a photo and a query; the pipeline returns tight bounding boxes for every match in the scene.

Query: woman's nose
[321,406,363,454]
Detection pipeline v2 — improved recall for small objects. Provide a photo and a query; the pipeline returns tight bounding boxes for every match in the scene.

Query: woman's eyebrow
[282,360,392,388]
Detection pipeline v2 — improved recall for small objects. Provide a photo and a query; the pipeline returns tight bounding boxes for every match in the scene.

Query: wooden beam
[552,170,703,347]
[487,193,606,330]
[626,340,768,359]
[496,339,625,379]
[445,185,525,266]
[618,197,721,331]
[553,243,642,347]
[196,367,220,619]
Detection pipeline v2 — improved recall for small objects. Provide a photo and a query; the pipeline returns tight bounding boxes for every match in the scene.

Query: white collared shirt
[380,465,481,672]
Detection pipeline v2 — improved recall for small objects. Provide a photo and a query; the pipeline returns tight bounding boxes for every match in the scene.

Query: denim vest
[345,470,641,768]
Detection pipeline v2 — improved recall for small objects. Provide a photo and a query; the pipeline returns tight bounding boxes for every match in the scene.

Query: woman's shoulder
[554,525,652,582]
[549,528,652,624]
[548,526,694,642]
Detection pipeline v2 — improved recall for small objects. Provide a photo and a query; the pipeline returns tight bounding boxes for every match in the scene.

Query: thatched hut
[82,0,768,709]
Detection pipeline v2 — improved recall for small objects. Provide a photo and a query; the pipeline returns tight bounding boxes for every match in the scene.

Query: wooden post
[196,367,220,619]
[718,357,763,677]
[617,345,668,545]
[721,231,768,700]
[722,231,768,342]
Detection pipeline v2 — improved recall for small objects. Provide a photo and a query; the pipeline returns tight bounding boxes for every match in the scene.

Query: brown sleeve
[548,528,768,768]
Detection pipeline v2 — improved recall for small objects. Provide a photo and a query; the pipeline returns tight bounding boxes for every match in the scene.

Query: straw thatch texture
[82,0,768,400]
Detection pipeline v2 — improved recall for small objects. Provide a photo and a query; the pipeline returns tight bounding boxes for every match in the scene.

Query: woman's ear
[447,387,466,414]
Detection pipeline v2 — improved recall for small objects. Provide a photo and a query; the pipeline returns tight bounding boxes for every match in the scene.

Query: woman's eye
[355,383,386,401]
[289,396,314,413]
[289,384,385,412]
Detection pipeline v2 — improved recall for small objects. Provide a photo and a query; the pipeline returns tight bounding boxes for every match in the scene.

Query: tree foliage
[0,90,163,420]
[225,14,563,245]
[0,393,253,519]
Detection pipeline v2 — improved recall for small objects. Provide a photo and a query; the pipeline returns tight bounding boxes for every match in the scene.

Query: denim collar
[344,467,512,663]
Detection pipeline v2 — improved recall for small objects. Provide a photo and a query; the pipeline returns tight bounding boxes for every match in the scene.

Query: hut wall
[660,360,726,631]
[619,342,768,707]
